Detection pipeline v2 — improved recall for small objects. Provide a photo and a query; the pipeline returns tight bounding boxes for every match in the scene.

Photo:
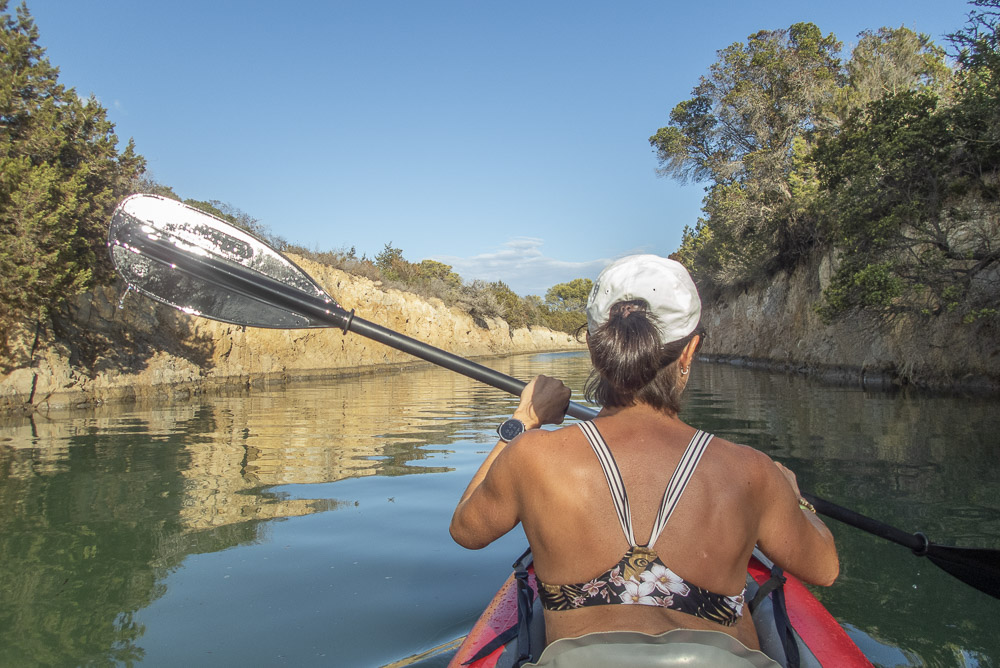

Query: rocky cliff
[0,255,585,414]
[699,250,1000,392]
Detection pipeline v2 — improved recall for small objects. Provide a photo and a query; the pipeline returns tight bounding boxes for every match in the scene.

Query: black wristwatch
[497,418,526,442]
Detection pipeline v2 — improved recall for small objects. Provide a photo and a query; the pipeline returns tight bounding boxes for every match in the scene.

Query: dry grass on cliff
[285,244,584,334]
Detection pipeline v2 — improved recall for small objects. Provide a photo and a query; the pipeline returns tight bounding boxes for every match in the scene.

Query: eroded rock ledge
[698,251,999,394]
[0,255,585,415]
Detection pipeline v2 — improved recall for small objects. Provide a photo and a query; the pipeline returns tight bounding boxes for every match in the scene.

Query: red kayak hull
[450,554,871,667]
[450,567,533,667]
[746,558,870,666]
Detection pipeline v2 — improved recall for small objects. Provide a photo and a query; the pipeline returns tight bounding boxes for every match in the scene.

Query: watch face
[498,419,525,442]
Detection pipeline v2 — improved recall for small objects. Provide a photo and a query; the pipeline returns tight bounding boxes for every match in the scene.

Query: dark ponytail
[584,299,702,415]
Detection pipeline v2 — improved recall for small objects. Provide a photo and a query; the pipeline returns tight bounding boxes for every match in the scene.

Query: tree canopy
[545,278,593,311]
[653,9,998,324]
[0,0,145,345]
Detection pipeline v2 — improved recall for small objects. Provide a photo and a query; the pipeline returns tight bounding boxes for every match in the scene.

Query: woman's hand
[512,375,572,430]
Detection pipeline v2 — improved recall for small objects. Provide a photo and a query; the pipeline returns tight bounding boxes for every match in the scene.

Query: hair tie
[620,303,641,319]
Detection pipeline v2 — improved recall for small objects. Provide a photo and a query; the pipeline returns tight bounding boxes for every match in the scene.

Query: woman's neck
[597,401,679,422]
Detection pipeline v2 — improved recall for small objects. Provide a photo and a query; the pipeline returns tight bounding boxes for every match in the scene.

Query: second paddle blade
[928,544,1000,600]
[108,194,338,329]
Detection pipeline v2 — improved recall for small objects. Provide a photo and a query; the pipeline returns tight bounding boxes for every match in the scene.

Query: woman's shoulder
[495,425,596,503]
[507,422,583,457]
[710,434,766,455]
[501,423,593,476]
[702,433,776,477]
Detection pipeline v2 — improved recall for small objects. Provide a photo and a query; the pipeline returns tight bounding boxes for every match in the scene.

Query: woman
[450,254,838,666]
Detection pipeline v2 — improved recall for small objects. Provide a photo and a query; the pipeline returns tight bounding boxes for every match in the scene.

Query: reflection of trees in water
[6,352,992,666]
[686,363,1000,538]
[0,407,214,665]
[0,355,591,666]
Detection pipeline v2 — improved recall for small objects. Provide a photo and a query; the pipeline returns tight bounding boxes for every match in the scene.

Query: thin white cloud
[432,238,611,297]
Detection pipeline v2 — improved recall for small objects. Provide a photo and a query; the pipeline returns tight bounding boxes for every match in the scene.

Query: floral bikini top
[537,422,746,627]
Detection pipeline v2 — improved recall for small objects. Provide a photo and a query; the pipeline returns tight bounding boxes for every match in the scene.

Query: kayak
[449,549,872,667]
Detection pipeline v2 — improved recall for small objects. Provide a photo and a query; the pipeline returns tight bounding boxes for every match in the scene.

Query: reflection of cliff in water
[0,364,521,666]
[684,362,1000,668]
[175,367,496,530]
[686,361,1000,543]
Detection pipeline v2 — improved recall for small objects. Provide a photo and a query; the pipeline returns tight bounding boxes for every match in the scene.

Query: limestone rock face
[1,256,585,413]
[699,250,999,391]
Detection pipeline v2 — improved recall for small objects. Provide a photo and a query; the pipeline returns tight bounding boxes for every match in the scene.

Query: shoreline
[8,347,997,422]
[3,249,996,419]
[0,256,589,419]
[702,353,1000,395]
[0,347,588,419]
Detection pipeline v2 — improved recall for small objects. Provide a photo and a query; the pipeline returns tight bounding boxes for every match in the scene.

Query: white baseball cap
[586,254,701,345]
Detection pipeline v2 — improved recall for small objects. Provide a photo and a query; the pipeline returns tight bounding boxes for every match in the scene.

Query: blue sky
[25,0,967,296]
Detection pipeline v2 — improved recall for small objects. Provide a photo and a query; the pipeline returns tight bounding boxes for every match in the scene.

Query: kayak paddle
[107,194,598,420]
[801,492,999,599]
[107,193,1000,600]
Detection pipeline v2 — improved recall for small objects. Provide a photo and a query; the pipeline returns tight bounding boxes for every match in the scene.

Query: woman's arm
[449,375,570,549]
[756,459,840,586]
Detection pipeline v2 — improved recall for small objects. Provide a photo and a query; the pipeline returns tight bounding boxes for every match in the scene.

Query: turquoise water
[0,352,997,667]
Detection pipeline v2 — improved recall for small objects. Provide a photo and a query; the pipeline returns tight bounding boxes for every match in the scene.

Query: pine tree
[0,0,145,348]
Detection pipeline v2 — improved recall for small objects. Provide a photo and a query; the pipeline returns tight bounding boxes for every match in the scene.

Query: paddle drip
[117,284,132,310]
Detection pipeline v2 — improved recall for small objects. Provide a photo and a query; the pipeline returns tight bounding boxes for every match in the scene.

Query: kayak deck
[449,551,871,667]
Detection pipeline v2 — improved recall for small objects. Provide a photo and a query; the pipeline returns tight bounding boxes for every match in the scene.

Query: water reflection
[0,365,522,666]
[0,353,997,667]
[688,363,1000,547]
[687,363,1000,668]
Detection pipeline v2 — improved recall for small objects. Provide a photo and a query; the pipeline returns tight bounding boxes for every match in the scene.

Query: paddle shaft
[132,231,598,421]
[130,231,933,533]
[118,203,1000,600]
[801,492,928,554]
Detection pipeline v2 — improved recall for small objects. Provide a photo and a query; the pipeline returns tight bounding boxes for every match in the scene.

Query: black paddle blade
[928,544,1000,600]
[805,493,1000,600]
[109,194,339,329]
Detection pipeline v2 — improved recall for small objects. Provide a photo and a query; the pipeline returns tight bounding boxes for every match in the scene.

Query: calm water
[1,352,998,667]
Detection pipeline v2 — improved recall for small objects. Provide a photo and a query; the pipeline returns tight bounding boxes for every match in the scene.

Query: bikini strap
[646,430,713,546]
[577,423,714,548]
[578,421,637,546]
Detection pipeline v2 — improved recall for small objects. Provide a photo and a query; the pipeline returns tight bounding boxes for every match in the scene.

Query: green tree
[812,5,1000,322]
[133,175,179,200]
[488,280,530,329]
[651,23,841,186]
[832,26,950,122]
[0,1,145,349]
[949,0,1000,176]
[816,87,998,321]
[544,278,593,311]
[374,242,414,283]
[415,259,462,290]
[655,20,964,302]
[650,23,842,287]
[540,278,591,333]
